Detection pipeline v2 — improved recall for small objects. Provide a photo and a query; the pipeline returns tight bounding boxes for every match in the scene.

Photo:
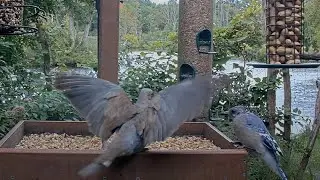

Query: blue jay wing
[151,75,212,141]
[260,133,283,157]
[54,74,137,140]
[243,113,283,156]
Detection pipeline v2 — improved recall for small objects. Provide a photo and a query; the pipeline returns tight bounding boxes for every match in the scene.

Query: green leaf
[254,78,261,82]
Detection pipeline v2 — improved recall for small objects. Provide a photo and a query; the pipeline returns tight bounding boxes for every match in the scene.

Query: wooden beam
[97,0,119,83]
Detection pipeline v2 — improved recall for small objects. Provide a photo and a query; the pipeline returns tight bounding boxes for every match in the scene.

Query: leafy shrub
[210,63,282,124]
[0,65,80,139]
[19,90,81,121]
[119,51,178,102]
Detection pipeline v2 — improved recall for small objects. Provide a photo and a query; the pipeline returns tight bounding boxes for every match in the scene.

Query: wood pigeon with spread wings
[54,74,212,178]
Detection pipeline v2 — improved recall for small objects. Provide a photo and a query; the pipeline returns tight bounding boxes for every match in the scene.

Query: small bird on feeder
[53,74,212,178]
[227,105,288,180]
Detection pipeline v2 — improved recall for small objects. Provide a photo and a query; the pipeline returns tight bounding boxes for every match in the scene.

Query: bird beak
[263,120,270,128]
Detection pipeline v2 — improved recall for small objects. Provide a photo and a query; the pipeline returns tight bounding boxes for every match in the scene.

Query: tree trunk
[267,68,277,135]
[296,79,320,179]
[80,10,95,47]
[68,12,76,50]
[283,69,291,142]
[36,21,52,91]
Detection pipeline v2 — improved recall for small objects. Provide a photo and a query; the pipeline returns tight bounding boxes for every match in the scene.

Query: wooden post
[97,0,119,83]
[283,69,292,142]
[178,0,213,121]
[267,69,277,135]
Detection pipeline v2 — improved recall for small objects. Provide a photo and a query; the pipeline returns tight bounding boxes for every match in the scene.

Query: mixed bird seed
[147,136,221,150]
[15,133,102,150]
[15,133,221,151]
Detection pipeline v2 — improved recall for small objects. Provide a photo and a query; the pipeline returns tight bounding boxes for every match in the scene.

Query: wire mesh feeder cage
[0,0,44,35]
[248,0,320,68]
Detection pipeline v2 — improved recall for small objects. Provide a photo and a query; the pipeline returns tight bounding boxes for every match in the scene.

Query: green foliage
[119,52,177,102]
[31,16,98,68]
[212,27,233,63]
[212,0,265,62]
[120,31,178,54]
[20,90,80,121]
[211,63,282,123]
[119,0,178,54]
[304,0,320,52]
[0,36,37,67]
[0,66,79,139]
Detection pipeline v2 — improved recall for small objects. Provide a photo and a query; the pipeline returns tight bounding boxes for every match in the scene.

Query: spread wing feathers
[150,75,212,141]
[54,74,137,140]
[260,133,283,157]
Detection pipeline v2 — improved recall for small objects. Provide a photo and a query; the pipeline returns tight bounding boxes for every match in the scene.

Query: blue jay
[228,105,287,180]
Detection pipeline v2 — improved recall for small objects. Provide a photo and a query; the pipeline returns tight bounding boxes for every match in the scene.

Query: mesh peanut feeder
[0,0,24,34]
[247,0,320,68]
[0,0,44,35]
[267,0,303,65]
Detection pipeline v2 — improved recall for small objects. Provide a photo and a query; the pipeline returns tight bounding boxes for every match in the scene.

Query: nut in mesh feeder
[0,0,24,34]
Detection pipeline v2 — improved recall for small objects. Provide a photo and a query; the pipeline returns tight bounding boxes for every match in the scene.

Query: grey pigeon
[54,74,212,178]
[228,105,287,180]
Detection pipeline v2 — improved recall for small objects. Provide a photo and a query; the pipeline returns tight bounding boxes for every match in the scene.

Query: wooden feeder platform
[0,120,248,180]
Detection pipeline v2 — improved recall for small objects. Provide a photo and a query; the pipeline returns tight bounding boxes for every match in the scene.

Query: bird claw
[141,147,149,152]
[232,141,256,152]
[232,141,245,148]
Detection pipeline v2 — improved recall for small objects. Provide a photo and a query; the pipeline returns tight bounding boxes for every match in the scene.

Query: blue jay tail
[78,162,106,178]
[277,165,288,180]
[262,151,288,180]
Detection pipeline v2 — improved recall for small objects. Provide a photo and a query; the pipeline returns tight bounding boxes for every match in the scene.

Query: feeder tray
[0,121,248,180]
[0,5,45,35]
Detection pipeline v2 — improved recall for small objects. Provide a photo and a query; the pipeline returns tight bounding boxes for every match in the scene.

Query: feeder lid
[246,63,320,69]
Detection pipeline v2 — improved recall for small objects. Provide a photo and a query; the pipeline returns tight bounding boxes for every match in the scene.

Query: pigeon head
[139,88,154,100]
[228,105,247,121]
